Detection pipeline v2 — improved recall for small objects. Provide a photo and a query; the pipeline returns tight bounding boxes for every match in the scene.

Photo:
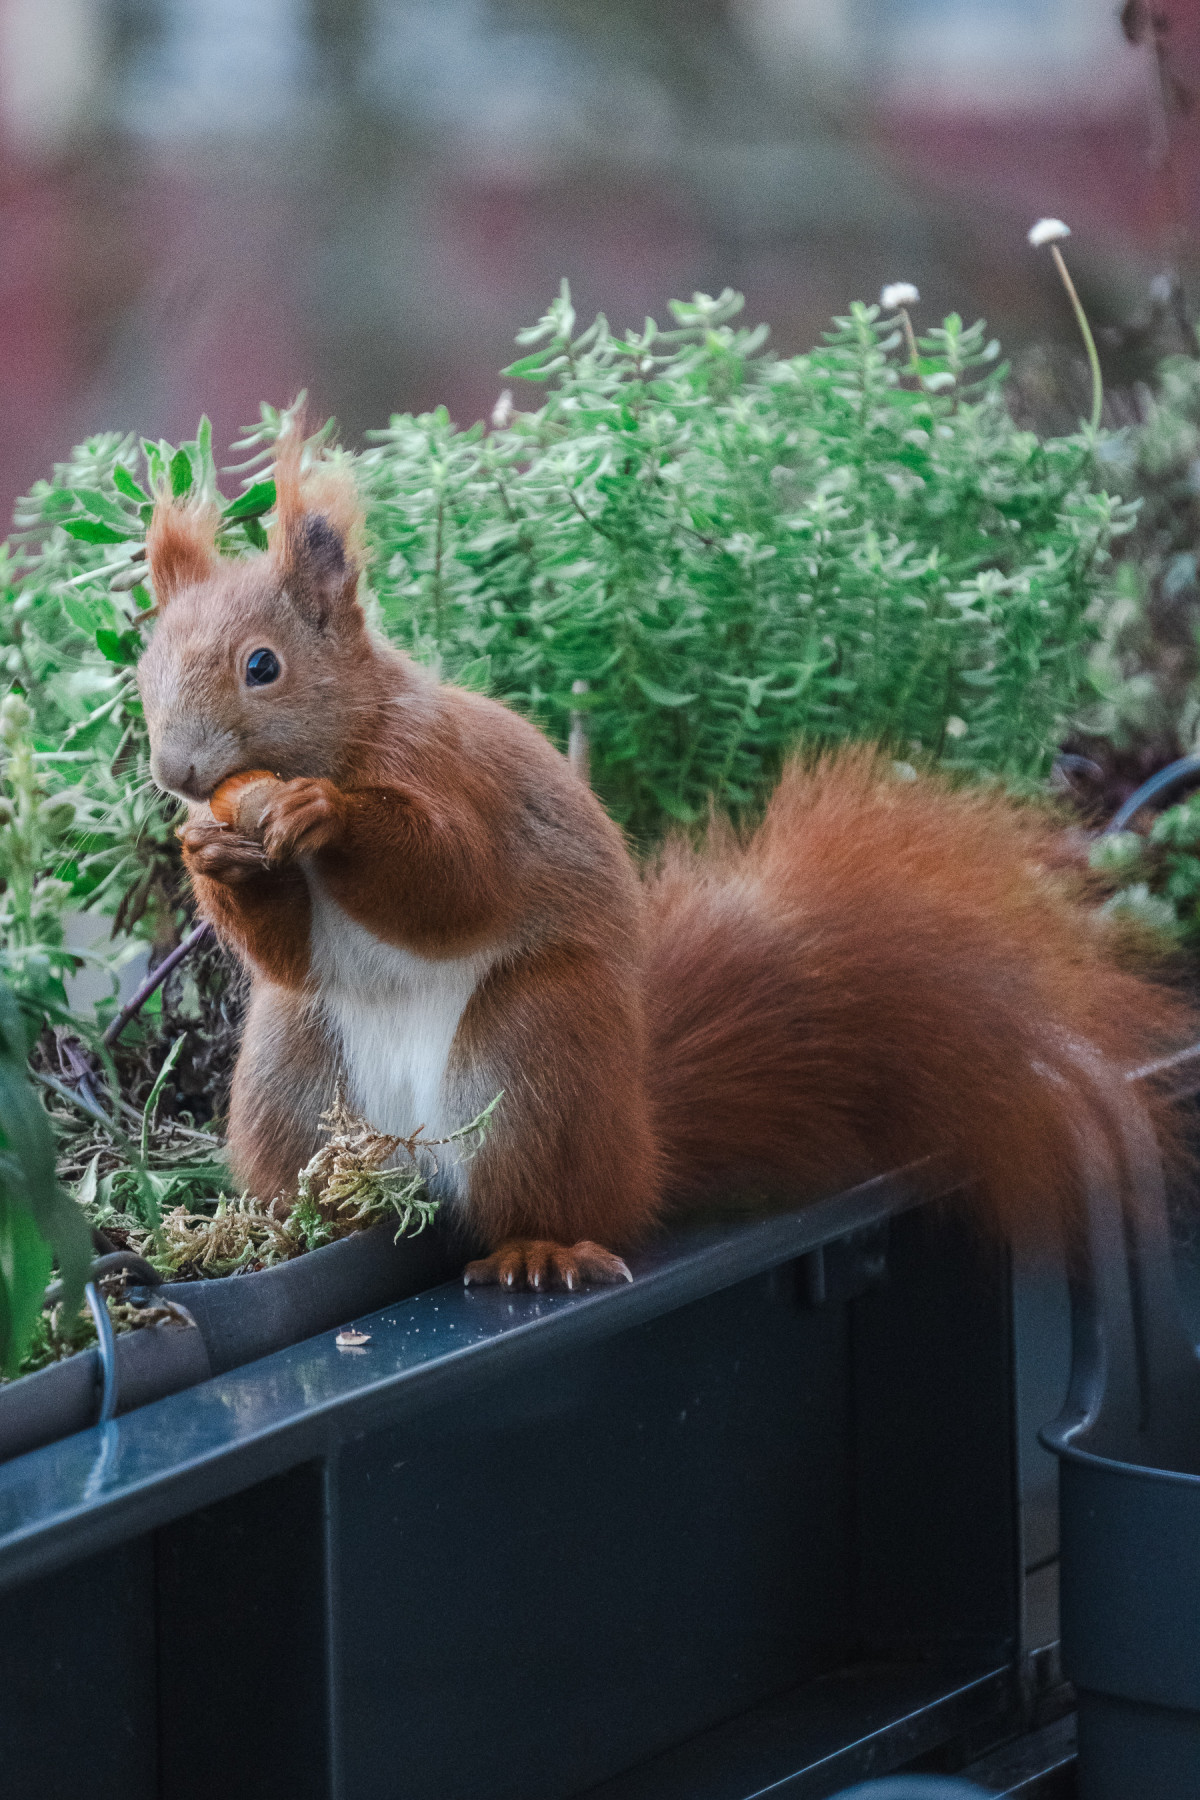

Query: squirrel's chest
[304,873,495,1177]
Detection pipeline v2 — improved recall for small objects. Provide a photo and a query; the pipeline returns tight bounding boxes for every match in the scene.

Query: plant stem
[899,308,925,390]
[140,1034,186,1166]
[1049,243,1103,434]
[102,920,211,1047]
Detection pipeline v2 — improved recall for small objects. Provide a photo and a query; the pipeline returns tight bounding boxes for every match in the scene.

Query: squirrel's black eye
[245,648,280,687]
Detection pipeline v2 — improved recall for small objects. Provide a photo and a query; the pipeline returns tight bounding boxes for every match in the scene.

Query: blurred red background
[0,0,1197,515]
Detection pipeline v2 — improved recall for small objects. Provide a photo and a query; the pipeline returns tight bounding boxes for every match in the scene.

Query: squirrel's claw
[180,823,270,885]
[260,777,345,862]
[464,1238,633,1292]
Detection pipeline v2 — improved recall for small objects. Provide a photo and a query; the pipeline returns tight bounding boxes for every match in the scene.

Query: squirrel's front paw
[259,778,346,862]
[180,823,270,885]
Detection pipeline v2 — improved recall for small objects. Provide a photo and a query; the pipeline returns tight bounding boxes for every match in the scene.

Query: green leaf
[62,520,132,545]
[140,1034,187,1174]
[113,464,151,504]
[647,785,702,823]
[453,657,492,692]
[242,517,268,550]
[0,983,91,1372]
[142,441,166,487]
[632,674,698,708]
[75,1153,101,1212]
[193,416,216,497]
[0,1197,53,1378]
[169,449,194,498]
[71,488,141,532]
[62,594,110,637]
[501,351,562,380]
[222,480,276,522]
[95,628,141,666]
[39,489,77,519]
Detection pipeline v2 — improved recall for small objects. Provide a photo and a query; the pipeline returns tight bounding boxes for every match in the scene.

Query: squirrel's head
[137,433,371,802]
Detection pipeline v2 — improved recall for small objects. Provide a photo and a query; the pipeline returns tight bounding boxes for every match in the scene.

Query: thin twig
[102,921,213,1048]
[565,488,617,540]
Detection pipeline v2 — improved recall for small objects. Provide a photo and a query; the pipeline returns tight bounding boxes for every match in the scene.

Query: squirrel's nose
[150,736,235,801]
[151,754,203,800]
[145,720,239,799]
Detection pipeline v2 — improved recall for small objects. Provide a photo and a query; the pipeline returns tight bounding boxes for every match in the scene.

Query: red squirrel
[135,434,1189,1289]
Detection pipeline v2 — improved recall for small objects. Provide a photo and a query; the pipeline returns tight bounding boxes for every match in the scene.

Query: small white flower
[490,389,514,430]
[944,715,968,739]
[1028,218,1071,247]
[880,282,919,309]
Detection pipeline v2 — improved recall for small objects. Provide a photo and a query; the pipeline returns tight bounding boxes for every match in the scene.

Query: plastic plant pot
[1040,1053,1200,1800]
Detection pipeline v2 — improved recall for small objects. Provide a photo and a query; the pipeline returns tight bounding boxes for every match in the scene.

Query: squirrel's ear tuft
[145,498,220,605]
[270,414,365,630]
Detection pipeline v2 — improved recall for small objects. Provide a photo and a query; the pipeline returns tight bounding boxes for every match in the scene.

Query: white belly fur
[305,871,496,1202]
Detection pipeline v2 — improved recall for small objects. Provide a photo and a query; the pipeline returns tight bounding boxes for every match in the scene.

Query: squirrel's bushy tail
[642,747,1191,1243]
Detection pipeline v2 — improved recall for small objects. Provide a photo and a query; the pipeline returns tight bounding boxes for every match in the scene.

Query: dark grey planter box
[0,1169,1052,1800]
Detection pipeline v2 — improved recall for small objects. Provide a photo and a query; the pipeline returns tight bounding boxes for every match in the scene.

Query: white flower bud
[490,390,514,430]
[1028,218,1071,247]
[944,715,968,739]
[880,282,919,310]
[0,693,32,745]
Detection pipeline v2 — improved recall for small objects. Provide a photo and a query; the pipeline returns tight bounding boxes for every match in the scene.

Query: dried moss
[6,1073,500,1384]
[14,1289,196,1378]
[85,1089,500,1281]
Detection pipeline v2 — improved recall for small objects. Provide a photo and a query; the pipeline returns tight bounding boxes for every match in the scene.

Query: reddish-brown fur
[643,753,1188,1247]
[143,499,220,604]
[136,438,1193,1288]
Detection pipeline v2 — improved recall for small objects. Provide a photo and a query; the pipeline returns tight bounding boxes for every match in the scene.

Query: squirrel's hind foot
[464,1239,633,1292]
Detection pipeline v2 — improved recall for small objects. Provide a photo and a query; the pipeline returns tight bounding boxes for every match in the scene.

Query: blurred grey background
[0,0,1197,514]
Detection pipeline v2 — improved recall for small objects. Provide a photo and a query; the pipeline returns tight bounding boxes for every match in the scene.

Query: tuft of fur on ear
[145,497,220,606]
[269,416,366,628]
